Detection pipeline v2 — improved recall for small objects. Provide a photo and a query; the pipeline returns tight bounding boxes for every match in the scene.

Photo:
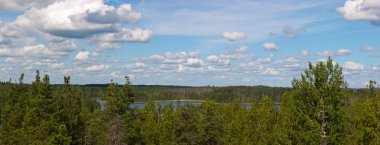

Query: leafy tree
[286,57,349,144]
[346,80,380,144]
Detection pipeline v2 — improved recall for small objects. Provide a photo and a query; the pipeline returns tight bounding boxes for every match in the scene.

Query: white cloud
[263,42,279,51]
[361,46,376,52]
[188,50,200,58]
[270,25,305,38]
[317,50,333,57]
[85,64,110,71]
[185,58,203,67]
[318,49,352,57]
[222,31,247,41]
[74,51,90,61]
[15,0,143,38]
[262,67,279,75]
[206,55,230,66]
[257,54,274,64]
[281,25,304,38]
[92,28,152,51]
[149,54,165,62]
[337,0,380,25]
[236,45,249,52]
[302,50,309,57]
[345,61,364,71]
[48,40,78,52]
[0,44,67,58]
[206,55,219,62]
[0,0,58,11]
[335,49,352,56]
[92,28,152,43]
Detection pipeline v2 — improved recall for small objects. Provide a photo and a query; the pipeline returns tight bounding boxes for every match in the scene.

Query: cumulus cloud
[317,50,333,57]
[92,28,152,51]
[262,67,279,75]
[301,50,309,57]
[335,49,352,56]
[361,46,376,52]
[85,64,110,71]
[14,0,143,38]
[0,0,57,11]
[270,25,305,38]
[222,31,247,41]
[185,58,203,67]
[263,42,279,51]
[206,55,230,66]
[123,62,147,73]
[337,0,380,25]
[318,49,352,57]
[0,44,67,58]
[206,55,219,62]
[345,61,364,71]
[74,51,90,61]
[236,45,249,52]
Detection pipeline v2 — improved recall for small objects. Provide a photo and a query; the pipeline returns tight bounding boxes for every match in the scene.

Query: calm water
[97,100,280,110]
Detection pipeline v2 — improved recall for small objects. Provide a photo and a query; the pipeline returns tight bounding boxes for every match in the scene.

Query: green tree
[198,100,223,145]
[346,80,380,144]
[0,73,28,144]
[103,76,137,145]
[159,102,176,145]
[286,57,349,144]
[174,104,200,145]
[54,76,86,144]
[140,100,160,145]
[23,71,71,144]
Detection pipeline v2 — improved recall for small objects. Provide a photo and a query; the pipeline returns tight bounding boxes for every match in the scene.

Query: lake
[97,99,280,110]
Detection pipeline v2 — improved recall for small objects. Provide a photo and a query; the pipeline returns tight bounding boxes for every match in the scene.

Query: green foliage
[1,58,380,145]
[287,57,349,144]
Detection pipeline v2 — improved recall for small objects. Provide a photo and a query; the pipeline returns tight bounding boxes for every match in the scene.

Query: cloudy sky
[0,0,379,87]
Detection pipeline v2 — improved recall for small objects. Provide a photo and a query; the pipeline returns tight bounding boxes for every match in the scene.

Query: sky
[0,0,379,87]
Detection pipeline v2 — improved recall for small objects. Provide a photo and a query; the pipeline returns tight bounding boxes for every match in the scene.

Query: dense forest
[1,58,380,145]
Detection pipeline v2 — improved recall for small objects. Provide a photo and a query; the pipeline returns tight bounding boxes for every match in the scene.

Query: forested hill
[55,84,378,102]
[1,58,380,144]
[1,81,371,102]
[82,84,291,102]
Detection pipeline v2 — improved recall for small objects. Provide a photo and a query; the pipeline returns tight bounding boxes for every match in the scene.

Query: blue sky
[0,0,379,87]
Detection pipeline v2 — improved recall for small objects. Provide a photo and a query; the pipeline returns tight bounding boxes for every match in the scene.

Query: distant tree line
[0,57,380,144]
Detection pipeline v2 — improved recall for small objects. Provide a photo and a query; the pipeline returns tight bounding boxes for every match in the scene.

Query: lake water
[97,100,280,110]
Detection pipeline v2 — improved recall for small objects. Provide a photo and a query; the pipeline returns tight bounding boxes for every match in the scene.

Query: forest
[0,58,380,145]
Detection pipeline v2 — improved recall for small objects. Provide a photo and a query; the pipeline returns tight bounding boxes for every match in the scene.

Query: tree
[0,73,28,144]
[347,80,380,144]
[198,100,223,145]
[103,76,136,145]
[139,100,160,145]
[23,71,71,144]
[54,76,86,144]
[286,57,349,144]
[174,104,200,145]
